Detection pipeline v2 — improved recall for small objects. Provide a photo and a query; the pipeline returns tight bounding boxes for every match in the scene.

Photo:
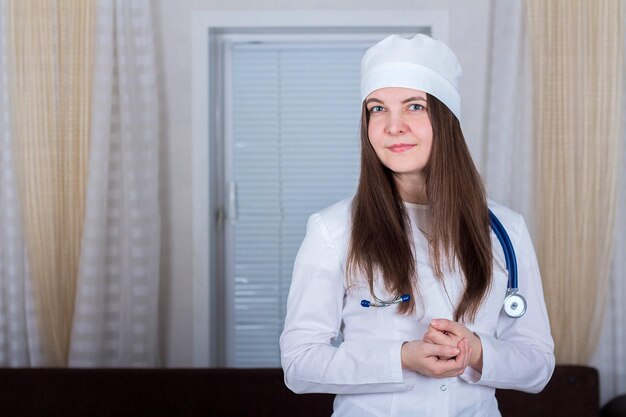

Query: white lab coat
[280,197,555,417]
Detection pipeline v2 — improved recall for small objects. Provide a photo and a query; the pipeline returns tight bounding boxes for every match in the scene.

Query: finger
[425,357,459,378]
[456,337,468,351]
[438,355,467,378]
[451,339,468,372]
[425,324,441,338]
[455,339,468,362]
[435,340,468,377]
[431,318,461,335]
[422,331,435,344]
[425,341,460,359]
[424,330,455,347]
[463,342,472,370]
[458,339,470,371]
[424,325,441,336]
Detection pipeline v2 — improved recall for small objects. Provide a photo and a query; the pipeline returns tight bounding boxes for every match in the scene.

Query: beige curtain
[527,0,623,363]
[7,0,95,366]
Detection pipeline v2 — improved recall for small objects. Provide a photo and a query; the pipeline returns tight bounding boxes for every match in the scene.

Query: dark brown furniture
[0,365,598,416]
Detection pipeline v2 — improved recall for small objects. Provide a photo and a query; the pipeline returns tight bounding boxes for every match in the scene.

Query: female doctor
[279,34,555,417]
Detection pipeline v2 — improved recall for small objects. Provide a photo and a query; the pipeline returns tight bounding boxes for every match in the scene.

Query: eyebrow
[365,96,427,105]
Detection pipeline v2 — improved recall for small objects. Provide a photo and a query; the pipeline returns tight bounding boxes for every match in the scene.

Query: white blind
[225,41,368,367]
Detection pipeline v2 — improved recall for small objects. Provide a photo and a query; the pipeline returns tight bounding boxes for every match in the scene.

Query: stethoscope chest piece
[490,209,527,319]
[503,290,527,318]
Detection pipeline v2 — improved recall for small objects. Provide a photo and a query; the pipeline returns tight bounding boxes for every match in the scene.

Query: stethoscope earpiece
[361,294,410,308]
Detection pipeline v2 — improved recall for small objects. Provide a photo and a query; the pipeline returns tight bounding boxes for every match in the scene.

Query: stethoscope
[360,210,527,318]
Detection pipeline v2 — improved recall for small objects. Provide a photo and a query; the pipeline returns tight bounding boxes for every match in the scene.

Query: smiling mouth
[387,144,416,153]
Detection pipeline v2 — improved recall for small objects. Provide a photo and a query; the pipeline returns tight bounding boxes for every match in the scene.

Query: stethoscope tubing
[488,209,518,291]
[362,210,525,317]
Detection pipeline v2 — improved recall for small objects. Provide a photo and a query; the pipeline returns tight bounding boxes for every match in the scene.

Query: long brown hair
[347,94,492,322]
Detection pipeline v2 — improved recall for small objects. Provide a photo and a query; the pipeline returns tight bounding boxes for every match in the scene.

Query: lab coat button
[440,384,447,391]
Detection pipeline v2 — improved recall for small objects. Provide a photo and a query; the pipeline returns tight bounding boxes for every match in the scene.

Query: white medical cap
[360,34,462,120]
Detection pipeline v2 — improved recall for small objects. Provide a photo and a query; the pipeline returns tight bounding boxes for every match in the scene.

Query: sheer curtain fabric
[486,0,626,405]
[591,89,626,405]
[69,0,160,367]
[7,0,95,366]
[0,0,43,367]
[527,0,623,365]
[484,0,535,229]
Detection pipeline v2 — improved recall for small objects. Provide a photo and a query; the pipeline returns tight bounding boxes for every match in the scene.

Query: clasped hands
[400,319,483,378]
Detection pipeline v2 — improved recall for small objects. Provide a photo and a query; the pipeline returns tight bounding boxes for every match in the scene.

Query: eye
[368,105,384,113]
[408,103,425,111]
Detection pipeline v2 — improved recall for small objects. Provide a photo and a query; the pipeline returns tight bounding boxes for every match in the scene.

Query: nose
[385,114,408,135]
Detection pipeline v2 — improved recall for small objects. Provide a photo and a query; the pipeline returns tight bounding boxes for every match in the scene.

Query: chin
[385,164,425,175]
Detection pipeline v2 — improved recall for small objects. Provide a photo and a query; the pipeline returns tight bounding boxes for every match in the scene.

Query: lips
[387,144,416,153]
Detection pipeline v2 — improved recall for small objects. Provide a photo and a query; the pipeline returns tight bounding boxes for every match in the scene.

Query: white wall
[155,0,493,366]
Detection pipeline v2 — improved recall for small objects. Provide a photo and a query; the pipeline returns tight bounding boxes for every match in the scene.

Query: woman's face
[365,87,433,181]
